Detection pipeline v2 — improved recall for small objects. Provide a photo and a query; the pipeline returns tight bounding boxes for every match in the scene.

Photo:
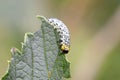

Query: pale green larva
[48,18,70,54]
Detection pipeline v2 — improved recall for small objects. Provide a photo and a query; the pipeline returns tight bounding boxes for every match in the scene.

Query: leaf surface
[1,16,70,80]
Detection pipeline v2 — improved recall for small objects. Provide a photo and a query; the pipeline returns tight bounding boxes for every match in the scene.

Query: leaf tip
[10,47,17,53]
[25,32,34,37]
[21,42,25,48]
[36,15,41,18]
[10,47,21,55]
[36,15,47,22]
[7,60,11,63]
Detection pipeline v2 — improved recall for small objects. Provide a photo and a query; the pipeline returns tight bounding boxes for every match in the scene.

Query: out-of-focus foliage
[96,42,120,80]
[82,0,120,28]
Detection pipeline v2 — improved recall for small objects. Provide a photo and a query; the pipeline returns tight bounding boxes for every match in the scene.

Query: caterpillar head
[61,44,70,54]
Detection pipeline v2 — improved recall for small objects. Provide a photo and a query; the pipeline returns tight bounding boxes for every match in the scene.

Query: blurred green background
[0,0,120,80]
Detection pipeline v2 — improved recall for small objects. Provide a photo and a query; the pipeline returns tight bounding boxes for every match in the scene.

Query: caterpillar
[48,18,70,54]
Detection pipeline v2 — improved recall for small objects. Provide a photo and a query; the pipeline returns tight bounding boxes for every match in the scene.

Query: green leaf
[1,16,70,80]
